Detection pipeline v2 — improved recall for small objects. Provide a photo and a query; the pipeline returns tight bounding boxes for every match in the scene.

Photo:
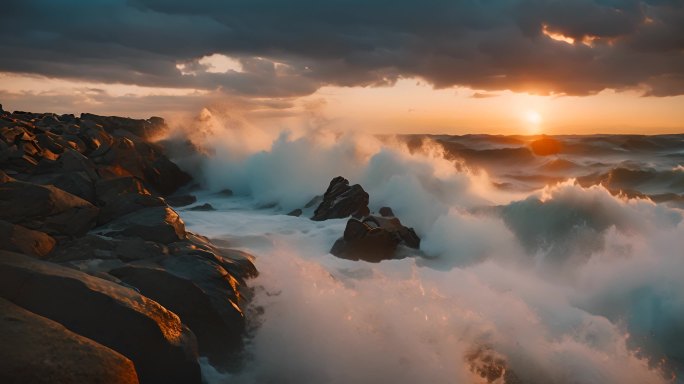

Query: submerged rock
[189,203,215,211]
[331,215,420,262]
[286,208,303,217]
[311,176,369,221]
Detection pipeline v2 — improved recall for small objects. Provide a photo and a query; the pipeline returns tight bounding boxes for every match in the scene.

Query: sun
[526,110,542,125]
[523,110,543,134]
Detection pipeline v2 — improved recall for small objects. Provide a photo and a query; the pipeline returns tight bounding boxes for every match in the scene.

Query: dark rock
[218,188,233,196]
[330,215,420,262]
[110,263,246,369]
[0,179,98,238]
[189,203,215,211]
[28,171,95,203]
[304,195,322,208]
[311,176,369,221]
[166,194,197,207]
[378,206,395,217]
[98,206,187,244]
[0,251,201,384]
[95,176,165,224]
[0,297,140,384]
[0,220,56,258]
[50,234,168,263]
[286,208,303,217]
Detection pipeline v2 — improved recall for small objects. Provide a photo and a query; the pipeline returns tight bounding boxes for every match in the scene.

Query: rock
[166,194,197,207]
[28,171,95,203]
[218,188,233,196]
[189,203,215,211]
[311,176,370,221]
[0,179,98,238]
[95,176,165,224]
[98,206,187,244]
[286,208,303,217]
[110,263,245,369]
[80,113,168,140]
[0,220,56,258]
[0,297,139,384]
[50,234,168,263]
[330,215,420,262]
[0,251,201,384]
[378,206,395,217]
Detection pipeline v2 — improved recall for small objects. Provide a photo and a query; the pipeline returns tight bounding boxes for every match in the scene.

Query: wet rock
[98,206,187,244]
[286,208,303,217]
[0,297,140,384]
[50,234,168,263]
[330,215,420,262]
[189,203,215,211]
[218,188,233,196]
[0,251,201,384]
[111,263,246,369]
[0,179,98,238]
[0,220,56,258]
[311,176,369,221]
[165,194,197,207]
[378,206,395,217]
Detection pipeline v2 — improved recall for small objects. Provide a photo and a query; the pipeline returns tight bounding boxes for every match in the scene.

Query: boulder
[311,176,369,221]
[110,264,245,369]
[165,194,197,207]
[0,179,98,237]
[0,220,56,259]
[330,215,420,262]
[0,251,201,384]
[95,176,166,224]
[189,203,215,211]
[28,171,95,203]
[0,297,139,384]
[98,206,186,244]
[378,206,395,217]
[286,208,303,217]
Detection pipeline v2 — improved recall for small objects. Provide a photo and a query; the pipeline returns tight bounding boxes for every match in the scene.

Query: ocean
[170,129,684,383]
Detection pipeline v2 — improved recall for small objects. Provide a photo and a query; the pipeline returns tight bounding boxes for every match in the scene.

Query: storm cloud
[1,0,683,97]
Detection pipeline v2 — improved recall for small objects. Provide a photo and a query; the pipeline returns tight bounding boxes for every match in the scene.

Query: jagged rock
[80,113,168,140]
[0,178,98,238]
[28,171,95,203]
[95,176,165,224]
[0,297,140,384]
[378,206,395,217]
[165,194,197,207]
[189,203,215,211]
[330,215,420,262]
[98,206,186,244]
[110,263,246,369]
[311,176,369,221]
[0,220,56,258]
[0,251,201,384]
[286,208,303,217]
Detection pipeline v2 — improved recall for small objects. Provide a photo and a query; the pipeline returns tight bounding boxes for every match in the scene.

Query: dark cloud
[0,0,682,97]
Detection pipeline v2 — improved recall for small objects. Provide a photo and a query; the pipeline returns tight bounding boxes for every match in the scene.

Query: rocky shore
[0,105,256,384]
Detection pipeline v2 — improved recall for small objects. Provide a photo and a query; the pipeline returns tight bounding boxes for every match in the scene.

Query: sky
[1,0,683,135]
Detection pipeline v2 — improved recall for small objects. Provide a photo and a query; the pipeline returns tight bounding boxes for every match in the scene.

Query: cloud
[0,0,683,97]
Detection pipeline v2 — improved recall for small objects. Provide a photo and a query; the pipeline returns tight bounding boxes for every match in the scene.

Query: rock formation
[0,108,257,382]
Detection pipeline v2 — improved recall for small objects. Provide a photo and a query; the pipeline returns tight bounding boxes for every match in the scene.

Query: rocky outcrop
[331,214,420,262]
[1,108,258,382]
[0,251,201,384]
[311,176,370,221]
[0,297,139,384]
[0,176,98,238]
[310,177,421,262]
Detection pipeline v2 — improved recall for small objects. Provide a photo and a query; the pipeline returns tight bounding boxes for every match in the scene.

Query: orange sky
[2,72,683,135]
